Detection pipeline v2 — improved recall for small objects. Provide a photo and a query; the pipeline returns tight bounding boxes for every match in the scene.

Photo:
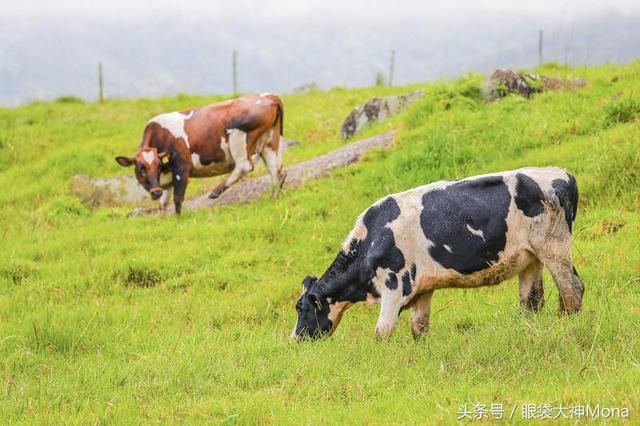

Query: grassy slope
[0,63,639,424]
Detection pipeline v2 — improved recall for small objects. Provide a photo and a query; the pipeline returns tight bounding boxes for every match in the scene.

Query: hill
[0,62,638,423]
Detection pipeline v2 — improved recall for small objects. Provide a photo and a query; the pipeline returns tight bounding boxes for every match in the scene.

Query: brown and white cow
[116,93,286,214]
[292,167,585,341]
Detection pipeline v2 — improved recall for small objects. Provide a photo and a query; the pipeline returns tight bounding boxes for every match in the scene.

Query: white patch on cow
[141,151,155,165]
[256,99,262,104]
[227,129,249,166]
[466,223,486,241]
[373,267,406,338]
[175,174,181,181]
[443,244,453,253]
[260,92,272,97]
[148,111,192,149]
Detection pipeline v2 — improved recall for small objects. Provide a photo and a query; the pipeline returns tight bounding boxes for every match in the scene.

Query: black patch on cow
[401,271,412,296]
[309,196,405,307]
[363,197,405,274]
[551,174,579,233]
[420,176,511,274]
[410,263,417,281]
[385,273,398,290]
[515,173,545,217]
[226,114,263,133]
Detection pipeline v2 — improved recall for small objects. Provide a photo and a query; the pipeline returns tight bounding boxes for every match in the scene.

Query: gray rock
[340,91,424,140]
[484,69,586,100]
[69,174,150,208]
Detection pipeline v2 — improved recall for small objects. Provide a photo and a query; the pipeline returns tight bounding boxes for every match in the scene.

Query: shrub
[54,95,84,104]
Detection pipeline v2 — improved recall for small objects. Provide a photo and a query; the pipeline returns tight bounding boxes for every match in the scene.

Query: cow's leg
[375,288,404,340]
[172,171,189,215]
[208,129,254,199]
[534,236,584,314]
[543,258,584,314]
[410,290,434,341]
[260,146,286,198]
[518,256,545,312]
[158,188,172,212]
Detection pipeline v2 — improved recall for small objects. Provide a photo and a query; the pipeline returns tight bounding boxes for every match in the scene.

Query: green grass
[1,62,639,424]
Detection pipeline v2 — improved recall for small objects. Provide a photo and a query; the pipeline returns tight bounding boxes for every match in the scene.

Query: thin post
[388,50,395,86]
[232,50,237,94]
[538,30,543,66]
[98,62,104,102]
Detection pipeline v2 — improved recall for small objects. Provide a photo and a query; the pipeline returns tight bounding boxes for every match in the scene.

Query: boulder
[69,174,150,208]
[340,91,424,140]
[485,69,586,100]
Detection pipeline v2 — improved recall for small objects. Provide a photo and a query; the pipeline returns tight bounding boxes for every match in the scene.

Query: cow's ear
[115,156,135,167]
[302,275,318,292]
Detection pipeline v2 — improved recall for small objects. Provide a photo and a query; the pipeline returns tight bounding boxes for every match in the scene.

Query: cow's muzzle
[150,187,163,200]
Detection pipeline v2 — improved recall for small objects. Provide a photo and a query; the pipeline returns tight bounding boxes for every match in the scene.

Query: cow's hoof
[208,191,221,199]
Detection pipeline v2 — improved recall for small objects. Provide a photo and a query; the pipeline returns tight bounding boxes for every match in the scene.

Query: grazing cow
[116,93,286,214]
[292,167,584,341]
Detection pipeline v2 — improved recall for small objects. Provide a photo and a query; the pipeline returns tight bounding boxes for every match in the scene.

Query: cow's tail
[275,97,284,136]
[265,94,284,136]
[267,95,284,156]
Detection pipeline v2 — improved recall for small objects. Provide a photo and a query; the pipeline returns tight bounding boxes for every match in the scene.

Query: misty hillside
[1,9,639,106]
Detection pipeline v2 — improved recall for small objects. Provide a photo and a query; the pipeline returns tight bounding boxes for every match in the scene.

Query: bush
[54,95,84,104]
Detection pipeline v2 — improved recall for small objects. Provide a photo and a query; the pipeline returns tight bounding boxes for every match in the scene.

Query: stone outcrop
[69,174,150,208]
[485,69,586,100]
[340,91,424,140]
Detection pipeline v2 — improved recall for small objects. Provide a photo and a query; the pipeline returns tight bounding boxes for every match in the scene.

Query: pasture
[0,62,639,423]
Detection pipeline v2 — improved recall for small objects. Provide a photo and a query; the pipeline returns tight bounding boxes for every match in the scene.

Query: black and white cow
[292,167,584,340]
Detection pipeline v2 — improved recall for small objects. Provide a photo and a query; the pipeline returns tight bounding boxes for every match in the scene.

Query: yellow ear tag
[161,156,170,164]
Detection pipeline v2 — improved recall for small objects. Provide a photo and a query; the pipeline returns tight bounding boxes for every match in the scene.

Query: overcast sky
[4,0,640,18]
[1,0,639,106]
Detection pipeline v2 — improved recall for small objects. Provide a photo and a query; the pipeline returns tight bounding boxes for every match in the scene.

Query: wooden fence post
[98,62,104,102]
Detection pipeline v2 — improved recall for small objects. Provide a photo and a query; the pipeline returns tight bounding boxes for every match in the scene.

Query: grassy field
[1,62,639,424]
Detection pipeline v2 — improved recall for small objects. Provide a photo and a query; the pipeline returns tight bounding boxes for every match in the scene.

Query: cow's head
[292,276,332,340]
[115,148,169,200]
[292,275,354,341]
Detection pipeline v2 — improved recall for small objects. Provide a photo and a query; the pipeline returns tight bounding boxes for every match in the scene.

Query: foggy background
[1,0,639,106]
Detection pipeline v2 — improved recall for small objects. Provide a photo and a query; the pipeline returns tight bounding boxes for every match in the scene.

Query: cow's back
[344,167,575,289]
